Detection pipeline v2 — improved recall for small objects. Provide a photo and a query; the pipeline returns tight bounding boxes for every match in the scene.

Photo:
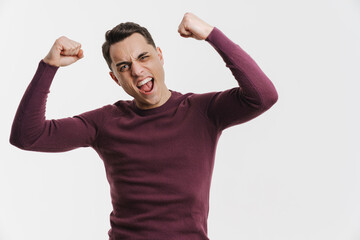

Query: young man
[10,13,278,240]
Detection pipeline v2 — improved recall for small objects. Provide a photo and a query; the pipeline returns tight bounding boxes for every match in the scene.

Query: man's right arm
[9,37,99,152]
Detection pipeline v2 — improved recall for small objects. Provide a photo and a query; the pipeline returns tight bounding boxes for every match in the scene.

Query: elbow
[10,117,25,149]
[9,127,31,150]
[261,88,278,111]
[9,137,23,150]
[9,126,20,148]
[9,137,35,151]
[9,132,26,150]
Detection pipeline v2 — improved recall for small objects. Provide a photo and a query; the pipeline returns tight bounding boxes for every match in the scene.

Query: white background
[1,0,359,239]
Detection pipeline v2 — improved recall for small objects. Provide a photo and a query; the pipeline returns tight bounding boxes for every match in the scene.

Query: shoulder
[177,91,221,118]
[185,91,219,106]
[75,101,127,121]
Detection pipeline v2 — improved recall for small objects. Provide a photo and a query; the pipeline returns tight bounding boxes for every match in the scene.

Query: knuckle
[184,12,192,18]
[58,36,66,41]
[55,36,67,45]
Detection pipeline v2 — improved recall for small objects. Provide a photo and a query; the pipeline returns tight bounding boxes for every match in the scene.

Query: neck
[136,89,172,110]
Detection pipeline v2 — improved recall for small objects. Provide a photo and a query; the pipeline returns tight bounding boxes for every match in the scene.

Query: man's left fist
[178,12,214,40]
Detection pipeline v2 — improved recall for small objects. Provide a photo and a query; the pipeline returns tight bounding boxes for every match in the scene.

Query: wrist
[43,57,59,67]
[42,57,59,67]
[204,25,214,39]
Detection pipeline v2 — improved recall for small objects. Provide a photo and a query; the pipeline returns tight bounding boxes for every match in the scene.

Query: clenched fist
[43,36,84,67]
[178,13,214,40]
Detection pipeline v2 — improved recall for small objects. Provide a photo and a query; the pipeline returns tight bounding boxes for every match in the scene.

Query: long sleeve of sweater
[9,60,99,152]
[204,27,278,130]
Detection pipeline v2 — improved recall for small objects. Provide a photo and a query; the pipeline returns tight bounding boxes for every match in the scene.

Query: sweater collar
[131,90,183,116]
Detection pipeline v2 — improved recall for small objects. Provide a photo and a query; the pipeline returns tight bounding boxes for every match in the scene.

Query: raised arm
[178,13,278,130]
[10,37,100,152]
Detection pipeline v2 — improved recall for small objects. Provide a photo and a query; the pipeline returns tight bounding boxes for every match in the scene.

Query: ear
[109,71,121,86]
[156,47,164,65]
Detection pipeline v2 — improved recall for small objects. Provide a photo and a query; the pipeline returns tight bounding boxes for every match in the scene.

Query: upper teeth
[137,77,152,87]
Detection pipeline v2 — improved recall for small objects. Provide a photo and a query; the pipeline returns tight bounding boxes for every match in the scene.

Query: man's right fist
[43,36,83,67]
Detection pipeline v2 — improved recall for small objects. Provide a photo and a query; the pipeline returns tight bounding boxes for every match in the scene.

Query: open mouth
[137,77,154,94]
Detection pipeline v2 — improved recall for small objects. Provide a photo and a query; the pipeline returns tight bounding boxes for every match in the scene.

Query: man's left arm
[178,13,278,130]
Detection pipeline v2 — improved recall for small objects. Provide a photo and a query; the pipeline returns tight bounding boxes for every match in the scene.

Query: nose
[131,60,145,77]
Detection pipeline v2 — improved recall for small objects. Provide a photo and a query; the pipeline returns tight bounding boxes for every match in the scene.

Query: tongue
[140,80,153,92]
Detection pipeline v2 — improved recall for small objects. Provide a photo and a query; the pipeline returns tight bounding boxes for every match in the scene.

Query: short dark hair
[102,22,156,70]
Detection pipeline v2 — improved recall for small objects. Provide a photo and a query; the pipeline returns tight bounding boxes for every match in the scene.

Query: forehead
[109,33,154,63]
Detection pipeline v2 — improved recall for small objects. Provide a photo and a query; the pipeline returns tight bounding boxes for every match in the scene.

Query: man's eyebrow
[115,52,149,67]
[137,52,149,59]
[116,60,131,67]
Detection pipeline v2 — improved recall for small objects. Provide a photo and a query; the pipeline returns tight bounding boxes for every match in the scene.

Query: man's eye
[140,55,149,61]
[119,65,129,72]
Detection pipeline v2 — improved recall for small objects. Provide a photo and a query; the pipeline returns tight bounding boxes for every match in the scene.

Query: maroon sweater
[10,28,278,240]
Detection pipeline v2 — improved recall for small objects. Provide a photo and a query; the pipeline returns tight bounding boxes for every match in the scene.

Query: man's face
[109,33,170,110]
